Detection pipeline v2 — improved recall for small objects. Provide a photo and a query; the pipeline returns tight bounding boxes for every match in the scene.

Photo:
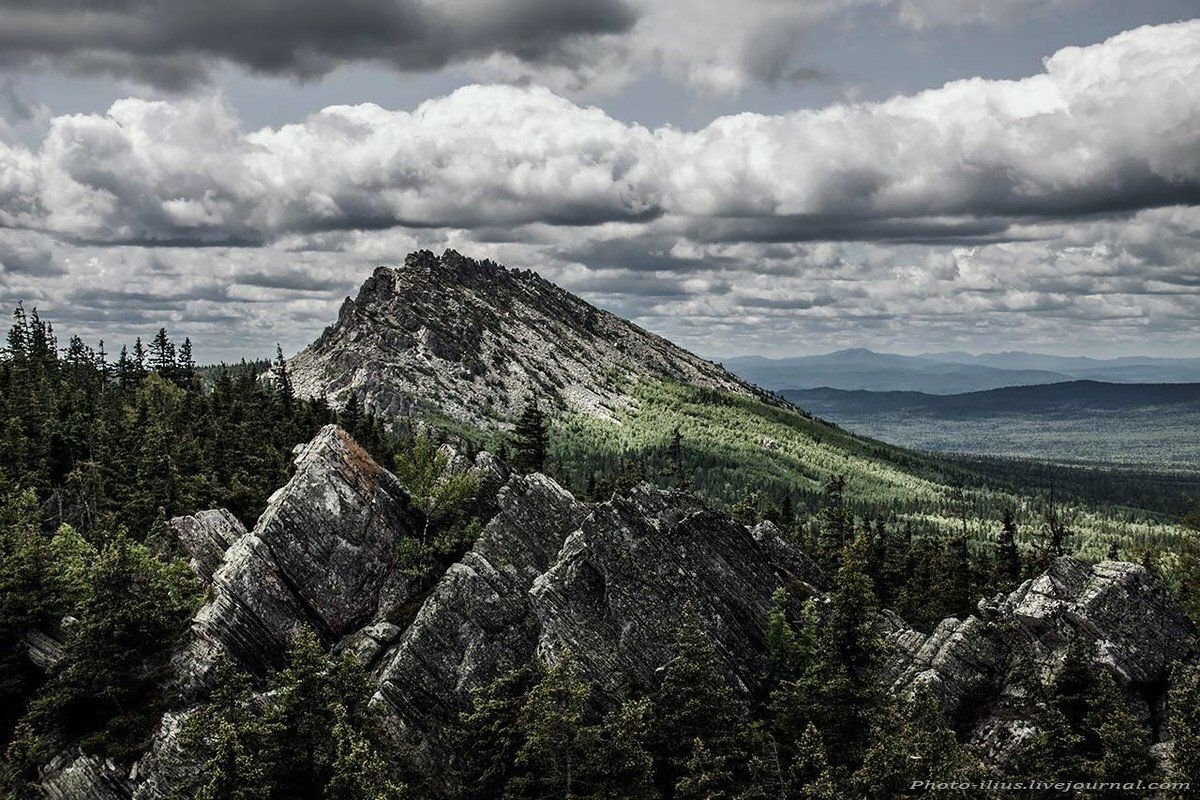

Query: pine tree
[512,397,548,474]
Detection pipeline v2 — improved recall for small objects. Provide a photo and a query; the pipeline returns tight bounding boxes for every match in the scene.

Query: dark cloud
[0,0,637,89]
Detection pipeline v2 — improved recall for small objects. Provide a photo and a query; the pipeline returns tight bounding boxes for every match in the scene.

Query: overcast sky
[0,0,1197,361]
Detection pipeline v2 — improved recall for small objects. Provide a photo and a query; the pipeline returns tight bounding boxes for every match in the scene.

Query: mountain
[289,250,1169,545]
[12,252,1200,799]
[783,381,1200,472]
[290,249,772,426]
[722,350,1075,394]
[920,350,1200,383]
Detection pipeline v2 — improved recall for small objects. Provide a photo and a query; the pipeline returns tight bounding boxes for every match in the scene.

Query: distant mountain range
[724,348,1200,394]
[783,381,1200,470]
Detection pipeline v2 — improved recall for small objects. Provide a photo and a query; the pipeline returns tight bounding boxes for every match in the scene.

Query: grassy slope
[549,379,1184,559]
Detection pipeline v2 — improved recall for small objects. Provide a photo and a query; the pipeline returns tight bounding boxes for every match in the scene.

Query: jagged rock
[887,556,1197,769]
[374,480,828,789]
[179,425,423,685]
[169,509,246,585]
[289,249,778,425]
[375,472,590,769]
[531,488,827,697]
[39,750,132,800]
[129,711,193,800]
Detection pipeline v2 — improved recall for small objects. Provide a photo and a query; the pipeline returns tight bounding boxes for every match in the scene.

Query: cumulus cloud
[1,21,1197,246]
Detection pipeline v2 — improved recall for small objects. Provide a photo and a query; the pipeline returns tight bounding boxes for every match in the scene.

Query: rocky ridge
[35,425,1198,798]
[288,249,776,426]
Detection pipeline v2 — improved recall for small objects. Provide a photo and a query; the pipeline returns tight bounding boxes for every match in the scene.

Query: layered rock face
[289,249,776,426]
[168,509,245,586]
[887,556,1197,768]
[179,425,423,684]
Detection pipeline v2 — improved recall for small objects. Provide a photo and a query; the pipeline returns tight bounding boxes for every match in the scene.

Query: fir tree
[1166,665,1200,799]
[653,611,750,794]
[507,652,591,799]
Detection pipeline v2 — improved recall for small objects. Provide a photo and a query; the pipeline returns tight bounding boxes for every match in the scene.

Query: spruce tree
[507,652,591,799]
[272,345,295,411]
[653,612,750,794]
[1167,665,1200,799]
[997,507,1022,584]
[512,397,548,473]
[816,475,852,566]
[176,337,197,385]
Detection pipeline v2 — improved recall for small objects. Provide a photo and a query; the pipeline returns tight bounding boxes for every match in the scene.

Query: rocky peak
[289,249,774,425]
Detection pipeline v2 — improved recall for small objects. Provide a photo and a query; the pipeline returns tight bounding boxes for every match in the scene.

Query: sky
[0,0,1197,362]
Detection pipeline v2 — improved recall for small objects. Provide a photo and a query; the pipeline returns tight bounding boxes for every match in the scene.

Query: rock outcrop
[376,472,590,768]
[168,509,245,585]
[531,491,827,697]
[178,425,423,684]
[887,556,1197,769]
[374,481,827,785]
[289,249,778,426]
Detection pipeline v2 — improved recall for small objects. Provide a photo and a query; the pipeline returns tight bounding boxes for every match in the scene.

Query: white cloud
[1,20,1197,247]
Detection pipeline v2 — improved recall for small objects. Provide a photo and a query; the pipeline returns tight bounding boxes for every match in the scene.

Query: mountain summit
[291,249,771,425]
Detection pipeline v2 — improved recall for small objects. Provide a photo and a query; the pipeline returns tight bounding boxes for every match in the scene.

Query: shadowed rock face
[289,249,775,426]
[886,556,1197,769]
[179,425,423,683]
[375,472,590,770]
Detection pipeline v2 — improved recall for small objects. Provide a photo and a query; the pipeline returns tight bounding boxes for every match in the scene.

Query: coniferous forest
[2,308,1200,799]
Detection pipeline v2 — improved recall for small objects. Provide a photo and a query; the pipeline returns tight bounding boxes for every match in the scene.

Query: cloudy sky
[0,0,1197,361]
